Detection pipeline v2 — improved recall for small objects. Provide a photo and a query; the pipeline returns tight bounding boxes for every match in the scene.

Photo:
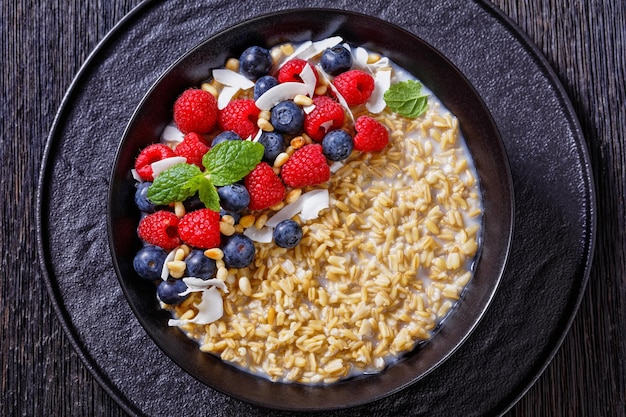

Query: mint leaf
[148,163,221,211]
[203,140,264,186]
[198,180,220,212]
[144,138,263,213]
[383,79,429,118]
[147,163,203,205]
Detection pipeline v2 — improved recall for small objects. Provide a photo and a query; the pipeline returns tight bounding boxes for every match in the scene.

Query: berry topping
[332,70,375,106]
[278,58,319,85]
[280,144,330,188]
[321,130,354,161]
[173,88,218,134]
[218,183,250,213]
[175,132,210,168]
[254,75,279,100]
[320,45,353,75]
[257,131,286,164]
[270,100,305,135]
[273,219,303,248]
[238,46,273,80]
[137,210,181,250]
[218,99,260,139]
[183,193,204,212]
[135,182,159,213]
[244,162,286,210]
[157,279,188,305]
[133,245,167,280]
[353,116,389,152]
[178,208,221,249]
[303,95,345,141]
[185,249,217,280]
[221,233,256,269]
[135,144,176,181]
[211,130,242,147]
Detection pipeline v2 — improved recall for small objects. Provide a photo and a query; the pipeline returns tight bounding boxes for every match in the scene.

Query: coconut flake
[151,156,187,178]
[251,128,264,142]
[217,85,240,110]
[265,189,330,228]
[255,82,310,111]
[212,68,255,89]
[299,63,317,97]
[353,47,371,70]
[168,286,224,326]
[179,277,228,295]
[277,37,344,68]
[320,120,334,132]
[265,200,306,228]
[326,81,354,122]
[303,104,316,114]
[300,36,343,60]
[329,161,344,173]
[367,57,390,72]
[366,68,391,114]
[160,123,185,144]
[212,69,255,110]
[277,41,313,67]
[299,189,330,221]
[160,248,177,280]
[316,65,354,122]
[131,169,143,182]
[243,226,274,243]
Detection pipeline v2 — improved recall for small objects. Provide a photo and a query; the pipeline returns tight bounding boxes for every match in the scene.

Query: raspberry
[137,210,180,250]
[218,99,260,139]
[135,144,176,181]
[278,59,319,85]
[174,132,210,168]
[332,70,375,106]
[303,95,344,142]
[173,89,218,134]
[244,162,286,210]
[178,209,221,249]
[280,144,330,188]
[353,116,389,152]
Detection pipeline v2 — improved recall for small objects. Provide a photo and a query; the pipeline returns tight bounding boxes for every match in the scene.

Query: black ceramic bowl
[108,8,513,411]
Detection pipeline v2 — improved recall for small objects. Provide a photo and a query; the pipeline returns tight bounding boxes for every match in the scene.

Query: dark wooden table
[2,1,624,415]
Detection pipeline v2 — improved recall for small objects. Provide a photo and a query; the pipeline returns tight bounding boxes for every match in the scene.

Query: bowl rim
[107,7,514,411]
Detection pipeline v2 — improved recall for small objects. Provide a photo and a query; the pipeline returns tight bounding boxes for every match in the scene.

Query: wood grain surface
[2,0,624,415]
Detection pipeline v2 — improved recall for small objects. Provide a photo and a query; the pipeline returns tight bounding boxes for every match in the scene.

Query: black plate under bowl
[108,9,512,412]
[107,8,514,411]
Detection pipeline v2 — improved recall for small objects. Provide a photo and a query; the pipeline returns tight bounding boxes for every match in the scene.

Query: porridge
[130,37,482,384]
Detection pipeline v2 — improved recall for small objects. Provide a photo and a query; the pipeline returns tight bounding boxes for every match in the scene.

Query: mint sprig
[147,140,264,212]
[203,140,265,186]
[383,79,429,118]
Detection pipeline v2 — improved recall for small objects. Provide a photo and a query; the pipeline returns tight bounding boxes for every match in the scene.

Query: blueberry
[133,245,167,280]
[258,131,286,163]
[271,101,304,135]
[135,182,158,213]
[254,75,278,100]
[218,183,250,213]
[185,250,217,279]
[320,45,353,76]
[321,130,354,161]
[239,46,273,80]
[183,193,204,212]
[221,234,255,269]
[273,219,303,248]
[157,279,188,305]
[211,130,242,147]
